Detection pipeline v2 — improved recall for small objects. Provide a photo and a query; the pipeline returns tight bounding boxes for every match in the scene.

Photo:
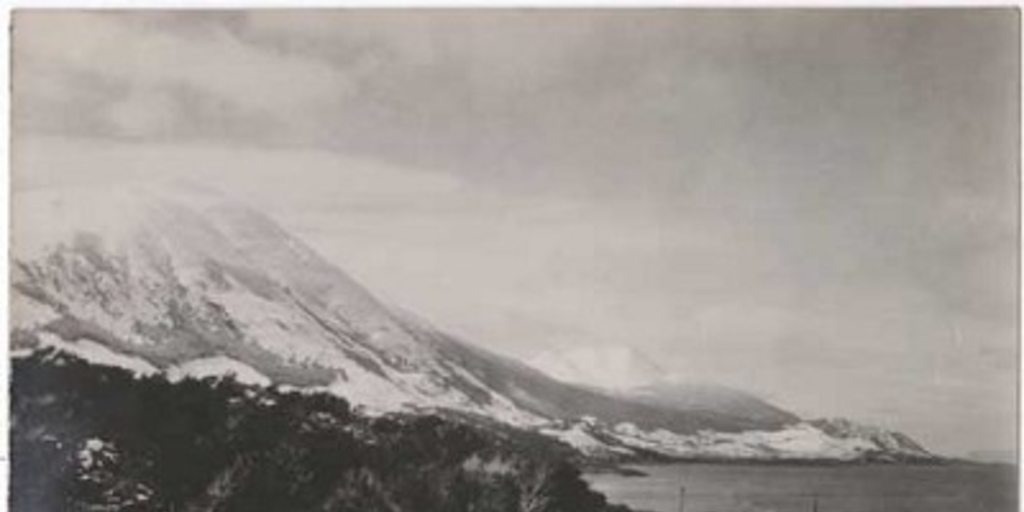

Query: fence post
[811,493,819,512]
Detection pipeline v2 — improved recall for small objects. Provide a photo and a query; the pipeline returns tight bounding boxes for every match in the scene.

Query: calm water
[586,463,1017,512]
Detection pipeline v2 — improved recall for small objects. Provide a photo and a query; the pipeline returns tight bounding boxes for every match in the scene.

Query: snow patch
[37,333,159,377]
[539,423,632,456]
[78,438,111,471]
[167,356,272,387]
[539,418,921,461]
[317,358,419,415]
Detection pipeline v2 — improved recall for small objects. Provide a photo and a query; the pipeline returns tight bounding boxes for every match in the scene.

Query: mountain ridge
[10,186,936,463]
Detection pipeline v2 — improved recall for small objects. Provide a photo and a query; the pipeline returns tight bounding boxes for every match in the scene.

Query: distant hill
[527,346,800,430]
[622,382,800,430]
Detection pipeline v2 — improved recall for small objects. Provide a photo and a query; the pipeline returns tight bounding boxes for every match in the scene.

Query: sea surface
[585,462,1017,512]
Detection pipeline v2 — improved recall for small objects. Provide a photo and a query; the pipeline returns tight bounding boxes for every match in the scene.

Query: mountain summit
[11,186,935,462]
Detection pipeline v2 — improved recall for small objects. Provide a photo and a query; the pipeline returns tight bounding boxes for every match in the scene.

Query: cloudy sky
[11,9,1019,459]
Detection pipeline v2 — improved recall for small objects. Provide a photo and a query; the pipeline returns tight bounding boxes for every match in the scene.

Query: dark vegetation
[10,349,634,512]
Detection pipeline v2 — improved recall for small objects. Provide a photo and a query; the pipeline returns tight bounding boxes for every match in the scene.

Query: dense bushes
[10,350,632,512]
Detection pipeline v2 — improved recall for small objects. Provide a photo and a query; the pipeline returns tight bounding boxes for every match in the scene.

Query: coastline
[580,455,1013,477]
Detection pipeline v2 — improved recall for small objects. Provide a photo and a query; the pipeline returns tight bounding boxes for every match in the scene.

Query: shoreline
[581,456,1014,476]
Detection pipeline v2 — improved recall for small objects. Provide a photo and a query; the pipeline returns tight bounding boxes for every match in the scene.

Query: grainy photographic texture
[9,9,1019,512]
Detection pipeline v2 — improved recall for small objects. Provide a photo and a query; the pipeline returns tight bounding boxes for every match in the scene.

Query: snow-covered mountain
[12,186,539,425]
[528,346,799,430]
[10,185,936,462]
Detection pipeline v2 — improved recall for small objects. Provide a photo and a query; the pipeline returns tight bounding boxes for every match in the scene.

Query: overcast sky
[11,9,1019,459]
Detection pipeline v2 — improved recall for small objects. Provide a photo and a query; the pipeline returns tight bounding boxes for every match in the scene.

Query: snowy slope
[10,185,936,462]
[540,417,933,462]
[166,356,272,387]
[11,185,543,425]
